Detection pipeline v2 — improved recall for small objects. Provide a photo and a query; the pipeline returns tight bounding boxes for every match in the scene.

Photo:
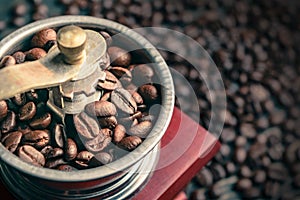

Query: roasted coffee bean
[0,55,16,68]
[17,125,32,135]
[113,124,126,143]
[195,168,213,186]
[12,51,26,64]
[1,131,22,153]
[99,31,112,46]
[111,88,137,114]
[85,100,117,117]
[110,66,132,86]
[44,40,56,52]
[235,178,252,191]
[128,121,152,138]
[53,124,65,148]
[12,93,26,106]
[45,158,67,169]
[64,138,77,161]
[97,70,119,90]
[18,145,45,167]
[100,92,111,101]
[0,100,8,121]
[93,152,113,165]
[19,101,36,121]
[234,147,247,164]
[74,151,94,168]
[40,145,53,156]
[139,114,155,123]
[98,116,117,129]
[25,47,47,61]
[45,148,64,159]
[132,91,143,105]
[108,46,131,67]
[119,136,142,151]
[101,128,113,137]
[1,111,16,134]
[132,64,154,86]
[57,164,77,171]
[74,112,99,139]
[31,28,56,48]
[84,132,111,153]
[267,163,288,182]
[138,84,158,104]
[29,112,51,129]
[23,130,50,149]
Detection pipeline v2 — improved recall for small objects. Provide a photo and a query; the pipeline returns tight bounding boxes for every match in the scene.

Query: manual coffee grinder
[0,16,220,200]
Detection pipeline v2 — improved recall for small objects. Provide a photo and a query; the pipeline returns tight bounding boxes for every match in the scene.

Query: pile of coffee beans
[0,27,161,170]
[0,0,299,198]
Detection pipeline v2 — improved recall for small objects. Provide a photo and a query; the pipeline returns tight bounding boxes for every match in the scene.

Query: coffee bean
[243,187,260,199]
[74,151,94,168]
[128,121,152,138]
[235,178,252,191]
[0,55,16,68]
[64,138,77,161]
[57,164,77,171]
[45,148,64,159]
[196,168,213,186]
[31,28,56,48]
[12,93,26,106]
[12,51,26,64]
[1,131,22,153]
[110,66,132,86]
[138,84,158,104]
[1,111,17,134]
[101,128,113,137]
[239,123,256,139]
[23,130,50,149]
[85,100,117,117]
[111,88,137,114]
[18,145,45,167]
[53,124,65,148]
[132,91,143,105]
[108,46,131,67]
[29,112,51,129]
[99,31,112,46]
[98,116,117,129]
[84,133,111,153]
[45,158,67,168]
[25,48,46,61]
[267,163,288,182]
[19,101,36,121]
[253,169,266,184]
[264,181,281,198]
[93,152,113,165]
[119,136,142,150]
[97,70,120,91]
[234,147,247,164]
[113,124,126,143]
[40,145,53,156]
[132,64,154,86]
[74,112,99,139]
[0,100,8,121]
[100,92,111,101]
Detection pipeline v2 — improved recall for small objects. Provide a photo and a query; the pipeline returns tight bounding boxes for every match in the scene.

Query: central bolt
[57,25,87,65]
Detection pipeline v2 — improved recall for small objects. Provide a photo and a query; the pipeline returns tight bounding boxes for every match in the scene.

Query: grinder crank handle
[0,25,87,100]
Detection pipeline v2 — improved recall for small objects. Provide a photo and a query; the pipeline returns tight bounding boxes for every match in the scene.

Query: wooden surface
[132,107,220,200]
[0,107,220,199]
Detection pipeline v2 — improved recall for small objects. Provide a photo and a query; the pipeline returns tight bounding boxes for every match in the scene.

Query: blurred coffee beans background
[0,0,300,199]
